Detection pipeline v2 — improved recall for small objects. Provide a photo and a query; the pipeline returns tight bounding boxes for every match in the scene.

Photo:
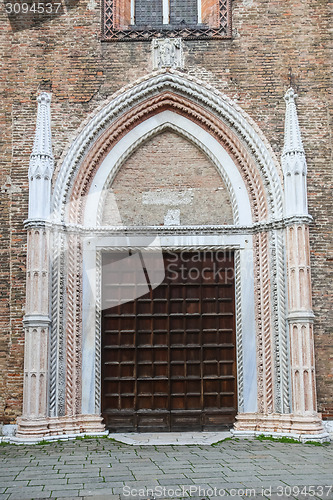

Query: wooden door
[101,250,237,432]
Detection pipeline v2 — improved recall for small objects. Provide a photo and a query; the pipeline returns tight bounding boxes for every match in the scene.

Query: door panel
[101,251,237,432]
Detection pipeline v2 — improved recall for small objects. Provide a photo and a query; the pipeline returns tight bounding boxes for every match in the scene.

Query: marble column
[234,89,328,440]
[16,93,54,438]
[282,88,324,434]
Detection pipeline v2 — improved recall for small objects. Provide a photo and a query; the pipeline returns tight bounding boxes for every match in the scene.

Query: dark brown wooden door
[101,250,237,432]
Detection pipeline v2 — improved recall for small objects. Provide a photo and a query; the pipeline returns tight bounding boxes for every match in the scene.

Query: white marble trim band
[81,234,257,416]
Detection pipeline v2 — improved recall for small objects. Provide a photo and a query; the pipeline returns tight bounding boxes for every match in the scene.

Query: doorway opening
[101,250,237,432]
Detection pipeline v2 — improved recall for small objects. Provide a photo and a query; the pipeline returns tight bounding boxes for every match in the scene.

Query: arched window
[102,0,231,40]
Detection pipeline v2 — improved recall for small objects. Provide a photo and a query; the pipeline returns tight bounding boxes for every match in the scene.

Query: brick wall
[102,131,233,226]
[0,0,331,422]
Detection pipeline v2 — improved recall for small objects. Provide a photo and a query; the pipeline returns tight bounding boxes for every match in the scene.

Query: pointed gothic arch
[17,71,327,441]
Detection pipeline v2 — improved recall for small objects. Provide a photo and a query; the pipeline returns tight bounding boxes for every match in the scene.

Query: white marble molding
[16,73,328,442]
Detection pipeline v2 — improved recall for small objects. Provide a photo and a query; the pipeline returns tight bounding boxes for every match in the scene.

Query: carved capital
[23,315,51,327]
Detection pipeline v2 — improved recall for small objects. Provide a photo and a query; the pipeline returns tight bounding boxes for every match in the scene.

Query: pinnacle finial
[31,92,54,160]
[28,92,54,220]
[281,87,308,216]
[284,87,297,102]
[37,91,52,105]
[282,87,304,156]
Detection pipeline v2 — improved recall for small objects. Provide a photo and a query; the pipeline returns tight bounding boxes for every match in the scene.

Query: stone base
[16,414,105,442]
[108,431,232,445]
[233,412,330,442]
[323,419,333,437]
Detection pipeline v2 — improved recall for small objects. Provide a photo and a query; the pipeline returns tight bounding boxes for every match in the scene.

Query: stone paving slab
[0,437,332,499]
[108,432,231,445]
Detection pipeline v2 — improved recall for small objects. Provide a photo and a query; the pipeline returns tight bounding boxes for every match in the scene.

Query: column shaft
[17,227,51,438]
[286,224,317,415]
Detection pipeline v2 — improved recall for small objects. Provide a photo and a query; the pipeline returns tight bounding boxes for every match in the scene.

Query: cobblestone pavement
[0,437,332,500]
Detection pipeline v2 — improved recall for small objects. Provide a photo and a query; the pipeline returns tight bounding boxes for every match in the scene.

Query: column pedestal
[233,412,328,442]
[16,415,105,441]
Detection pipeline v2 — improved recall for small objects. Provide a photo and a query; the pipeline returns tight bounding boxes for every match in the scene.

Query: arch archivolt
[53,70,283,224]
[67,92,270,225]
[48,70,290,431]
[84,113,251,227]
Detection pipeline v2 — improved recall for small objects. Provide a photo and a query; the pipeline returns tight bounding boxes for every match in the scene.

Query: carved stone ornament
[28,92,54,220]
[152,38,183,70]
[16,71,328,443]
[281,88,308,217]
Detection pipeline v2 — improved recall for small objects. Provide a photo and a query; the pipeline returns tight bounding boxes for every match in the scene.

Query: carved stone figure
[153,38,183,69]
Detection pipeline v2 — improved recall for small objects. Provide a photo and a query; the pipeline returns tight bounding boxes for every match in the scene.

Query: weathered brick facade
[102,131,233,226]
[0,0,331,426]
